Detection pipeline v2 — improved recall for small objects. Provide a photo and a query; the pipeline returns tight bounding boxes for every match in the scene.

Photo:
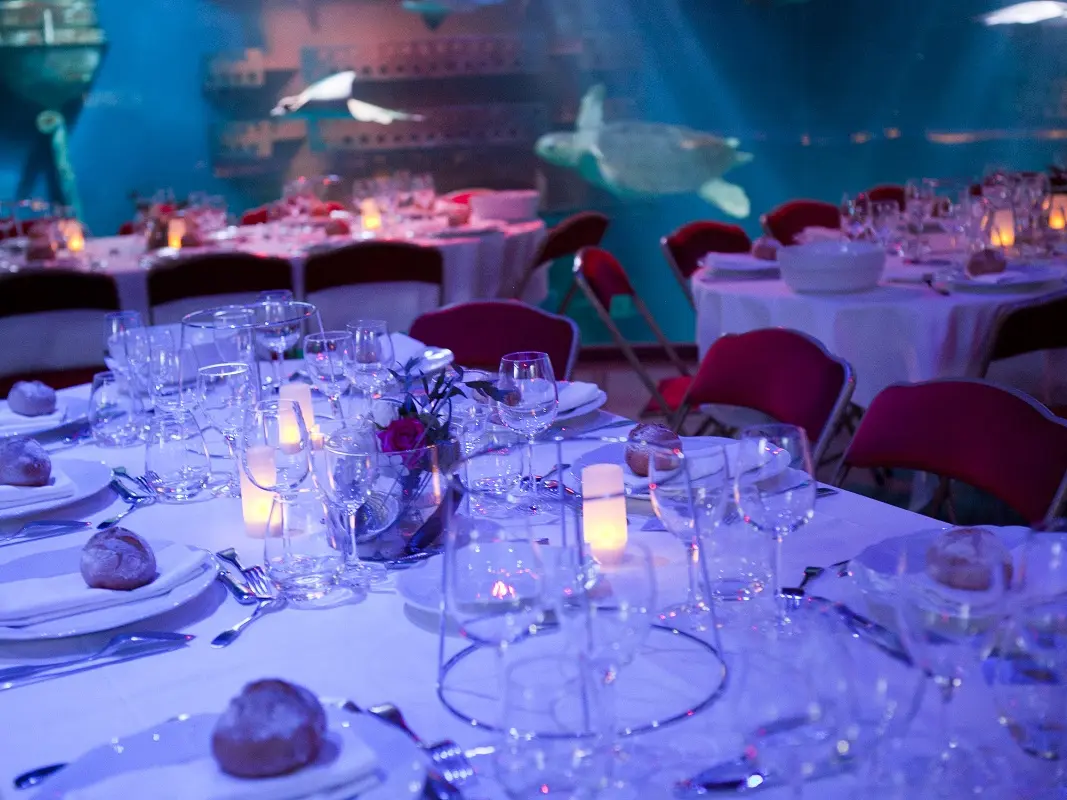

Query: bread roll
[0,437,51,487]
[625,423,682,477]
[80,527,158,591]
[925,527,1013,592]
[751,236,780,261]
[965,248,1007,278]
[7,380,57,417]
[212,679,328,778]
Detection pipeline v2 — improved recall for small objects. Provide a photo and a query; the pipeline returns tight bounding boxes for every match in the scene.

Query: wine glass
[197,362,253,497]
[304,331,354,419]
[496,352,558,515]
[240,399,310,502]
[143,408,212,502]
[312,422,385,587]
[648,441,730,632]
[88,370,145,447]
[894,528,1010,797]
[732,424,815,626]
[212,306,256,367]
[346,319,395,415]
[871,200,901,253]
[253,298,304,393]
[104,310,144,385]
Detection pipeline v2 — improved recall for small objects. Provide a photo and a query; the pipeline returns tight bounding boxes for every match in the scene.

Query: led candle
[990,208,1015,249]
[241,445,277,537]
[359,198,382,232]
[61,220,85,252]
[1050,195,1067,231]
[310,424,325,451]
[167,217,186,250]
[581,463,628,567]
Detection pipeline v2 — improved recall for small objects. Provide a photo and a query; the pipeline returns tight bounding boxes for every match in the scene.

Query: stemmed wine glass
[871,200,901,253]
[895,529,1010,797]
[732,424,815,625]
[104,310,144,387]
[496,352,558,516]
[254,298,304,393]
[347,319,395,416]
[648,441,730,632]
[197,362,253,497]
[240,399,310,504]
[312,422,386,587]
[304,331,354,419]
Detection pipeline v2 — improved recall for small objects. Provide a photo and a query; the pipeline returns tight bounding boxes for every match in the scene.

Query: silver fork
[97,481,155,530]
[211,566,284,647]
[368,703,475,787]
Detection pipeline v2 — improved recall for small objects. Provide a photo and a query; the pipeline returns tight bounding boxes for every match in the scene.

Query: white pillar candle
[240,445,277,537]
[582,463,628,567]
[1050,194,1067,230]
[167,217,186,250]
[990,208,1015,249]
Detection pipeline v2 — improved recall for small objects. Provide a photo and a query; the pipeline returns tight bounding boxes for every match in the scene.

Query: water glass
[212,306,256,367]
[197,362,253,497]
[103,310,143,367]
[89,371,145,447]
[264,488,342,602]
[496,351,558,515]
[144,408,211,502]
[240,399,310,498]
[304,331,354,418]
[495,654,613,799]
[460,429,526,518]
[346,319,395,411]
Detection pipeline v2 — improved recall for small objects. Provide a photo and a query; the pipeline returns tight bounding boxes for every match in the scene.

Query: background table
[0,386,1055,797]
[692,257,1067,408]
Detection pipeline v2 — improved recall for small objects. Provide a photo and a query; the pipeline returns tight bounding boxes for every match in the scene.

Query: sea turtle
[534,85,753,218]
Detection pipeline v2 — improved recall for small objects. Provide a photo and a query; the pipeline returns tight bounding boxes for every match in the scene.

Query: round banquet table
[692,255,1067,408]
[0,385,1056,797]
[83,220,546,318]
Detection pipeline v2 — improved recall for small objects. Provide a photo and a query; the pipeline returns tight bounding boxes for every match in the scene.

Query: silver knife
[675,752,855,795]
[0,637,193,691]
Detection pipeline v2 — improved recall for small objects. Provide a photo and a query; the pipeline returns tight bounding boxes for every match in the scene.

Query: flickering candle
[241,445,277,537]
[581,463,628,567]
[1049,195,1067,231]
[990,208,1016,249]
[167,217,186,250]
[60,220,85,252]
[360,198,382,232]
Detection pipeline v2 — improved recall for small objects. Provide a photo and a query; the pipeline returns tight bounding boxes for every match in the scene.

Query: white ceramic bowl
[778,240,887,293]
[469,190,541,223]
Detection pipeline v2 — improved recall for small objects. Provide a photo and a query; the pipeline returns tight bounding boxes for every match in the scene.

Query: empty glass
[212,306,256,367]
[240,399,310,500]
[147,336,196,412]
[412,173,436,210]
[496,352,558,515]
[104,311,144,384]
[254,298,306,393]
[495,654,613,799]
[197,362,253,497]
[264,488,343,602]
[871,200,901,253]
[303,331,354,418]
[144,408,211,502]
[460,429,526,518]
[347,319,395,414]
[89,371,145,447]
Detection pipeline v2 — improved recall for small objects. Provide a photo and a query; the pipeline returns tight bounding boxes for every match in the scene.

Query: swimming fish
[271,71,425,124]
[535,85,754,218]
[401,0,508,30]
[979,1,1067,25]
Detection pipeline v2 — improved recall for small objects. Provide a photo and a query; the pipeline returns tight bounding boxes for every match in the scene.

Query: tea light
[241,445,277,537]
[167,217,186,250]
[60,219,85,252]
[1049,195,1067,231]
[360,199,382,232]
[278,384,314,453]
[990,208,1016,249]
[582,463,628,567]
[310,424,325,451]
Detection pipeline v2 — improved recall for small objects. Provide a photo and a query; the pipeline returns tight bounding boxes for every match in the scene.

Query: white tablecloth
[84,221,546,320]
[0,386,1054,798]
[692,256,1067,408]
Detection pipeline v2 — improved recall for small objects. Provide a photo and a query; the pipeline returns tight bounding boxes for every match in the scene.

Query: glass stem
[686,537,703,609]
[774,530,785,623]
[223,432,239,488]
[936,676,958,757]
[344,507,363,571]
[527,435,537,497]
[271,352,285,392]
[329,392,344,420]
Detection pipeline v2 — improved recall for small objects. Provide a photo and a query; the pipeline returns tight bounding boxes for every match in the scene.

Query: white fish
[980,1,1067,25]
[271,71,425,124]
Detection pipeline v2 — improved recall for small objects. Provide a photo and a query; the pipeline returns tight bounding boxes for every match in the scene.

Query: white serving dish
[469,190,540,223]
[778,240,887,294]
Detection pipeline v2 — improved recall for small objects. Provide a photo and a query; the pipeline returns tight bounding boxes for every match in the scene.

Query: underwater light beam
[979,1,1067,25]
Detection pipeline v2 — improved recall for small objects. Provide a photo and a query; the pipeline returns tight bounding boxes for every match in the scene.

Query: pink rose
[377,417,427,454]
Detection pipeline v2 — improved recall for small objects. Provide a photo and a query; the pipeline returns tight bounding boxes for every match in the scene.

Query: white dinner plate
[0,555,218,641]
[0,397,89,439]
[943,264,1067,292]
[30,704,426,800]
[697,253,780,278]
[0,458,113,522]
[556,390,608,422]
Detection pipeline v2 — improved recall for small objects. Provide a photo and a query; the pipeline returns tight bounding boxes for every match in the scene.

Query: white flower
[371,399,399,428]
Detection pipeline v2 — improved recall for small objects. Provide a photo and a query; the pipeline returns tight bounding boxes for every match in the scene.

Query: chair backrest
[661,221,752,307]
[513,211,609,301]
[863,184,906,211]
[573,246,636,308]
[683,328,854,462]
[977,288,1067,377]
[146,252,293,324]
[304,241,444,333]
[409,300,580,380]
[837,379,1067,524]
[118,221,137,236]
[761,199,841,245]
[441,189,493,206]
[240,207,270,226]
[0,270,121,385]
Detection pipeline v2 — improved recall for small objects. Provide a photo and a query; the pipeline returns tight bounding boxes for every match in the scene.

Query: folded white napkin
[794,226,846,245]
[63,714,380,800]
[0,539,210,627]
[557,381,600,412]
[0,467,75,510]
[0,402,65,435]
[391,332,427,369]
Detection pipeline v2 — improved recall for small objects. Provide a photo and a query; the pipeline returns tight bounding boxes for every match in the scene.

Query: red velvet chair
[441,189,493,206]
[0,270,121,392]
[833,379,1067,524]
[863,184,906,212]
[240,207,270,226]
[761,200,841,245]
[671,328,854,462]
[304,241,444,333]
[409,301,580,381]
[573,247,692,416]
[117,221,137,236]
[661,221,753,308]
[146,252,293,324]
[513,211,610,307]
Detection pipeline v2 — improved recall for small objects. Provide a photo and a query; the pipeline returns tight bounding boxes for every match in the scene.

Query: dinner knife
[674,751,855,795]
